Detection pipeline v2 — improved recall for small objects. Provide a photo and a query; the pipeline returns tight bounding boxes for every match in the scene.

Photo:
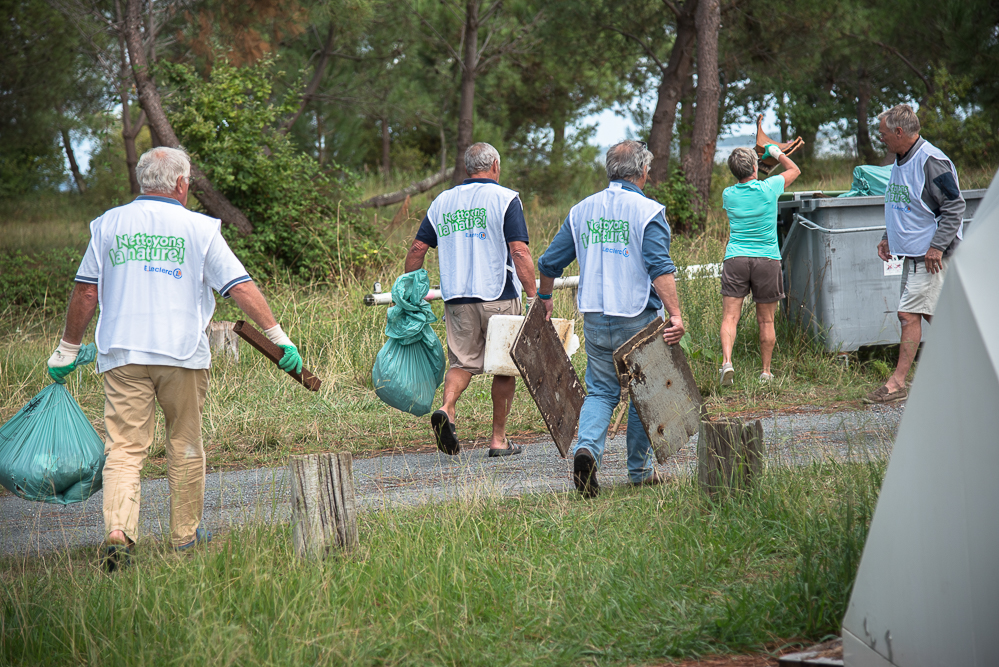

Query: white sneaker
[759,372,773,383]
[719,363,734,387]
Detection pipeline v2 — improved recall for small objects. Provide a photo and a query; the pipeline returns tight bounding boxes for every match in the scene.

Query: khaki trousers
[102,365,209,547]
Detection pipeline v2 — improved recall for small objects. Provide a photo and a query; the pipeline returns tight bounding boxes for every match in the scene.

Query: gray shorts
[443,298,522,374]
[899,256,949,315]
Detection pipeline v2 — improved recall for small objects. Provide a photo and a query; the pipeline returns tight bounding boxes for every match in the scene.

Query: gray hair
[727,147,757,180]
[605,140,653,182]
[464,142,500,175]
[878,103,920,137]
[136,147,191,194]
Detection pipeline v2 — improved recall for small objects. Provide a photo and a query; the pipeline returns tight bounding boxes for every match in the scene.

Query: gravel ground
[0,403,903,558]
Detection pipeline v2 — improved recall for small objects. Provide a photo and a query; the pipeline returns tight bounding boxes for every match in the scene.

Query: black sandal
[431,410,460,455]
[487,439,522,457]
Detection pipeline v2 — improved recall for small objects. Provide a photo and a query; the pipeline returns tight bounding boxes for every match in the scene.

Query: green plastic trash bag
[371,269,446,416]
[838,165,892,198]
[0,344,106,504]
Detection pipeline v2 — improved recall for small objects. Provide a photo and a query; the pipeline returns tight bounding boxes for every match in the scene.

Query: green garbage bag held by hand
[47,340,96,383]
[0,344,105,504]
[371,269,446,416]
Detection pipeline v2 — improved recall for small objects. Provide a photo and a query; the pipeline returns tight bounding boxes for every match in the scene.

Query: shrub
[160,58,380,280]
[645,165,706,235]
[0,248,82,320]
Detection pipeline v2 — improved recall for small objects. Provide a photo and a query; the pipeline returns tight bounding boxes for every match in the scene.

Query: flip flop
[431,410,460,455]
[487,439,522,458]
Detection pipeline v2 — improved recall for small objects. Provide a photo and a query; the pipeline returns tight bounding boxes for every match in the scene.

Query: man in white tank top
[538,141,686,497]
[45,147,301,571]
[867,104,966,404]
[405,143,538,458]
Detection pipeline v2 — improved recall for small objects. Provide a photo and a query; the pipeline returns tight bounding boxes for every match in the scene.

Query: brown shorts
[444,298,523,374]
[720,256,784,303]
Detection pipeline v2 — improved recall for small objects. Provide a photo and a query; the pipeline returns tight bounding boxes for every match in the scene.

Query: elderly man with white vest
[405,142,538,457]
[46,147,301,571]
[537,140,685,497]
[868,103,966,404]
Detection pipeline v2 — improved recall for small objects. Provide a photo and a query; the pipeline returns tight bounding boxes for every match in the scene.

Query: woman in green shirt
[719,146,800,386]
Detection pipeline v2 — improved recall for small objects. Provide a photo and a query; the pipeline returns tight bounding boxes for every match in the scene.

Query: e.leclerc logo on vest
[143,265,183,279]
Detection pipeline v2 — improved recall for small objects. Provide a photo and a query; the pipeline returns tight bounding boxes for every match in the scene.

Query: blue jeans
[573,309,657,483]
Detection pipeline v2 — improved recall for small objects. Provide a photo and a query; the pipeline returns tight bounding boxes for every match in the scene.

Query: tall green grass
[1,459,884,666]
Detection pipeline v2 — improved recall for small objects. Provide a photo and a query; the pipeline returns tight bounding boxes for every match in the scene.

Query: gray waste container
[778,189,985,351]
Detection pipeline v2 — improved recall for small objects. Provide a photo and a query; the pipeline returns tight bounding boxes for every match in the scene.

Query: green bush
[160,58,380,280]
[645,165,706,235]
[920,69,999,170]
[0,248,82,320]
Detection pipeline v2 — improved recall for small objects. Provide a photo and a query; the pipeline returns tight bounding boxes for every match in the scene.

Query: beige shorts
[444,298,522,374]
[899,256,949,316]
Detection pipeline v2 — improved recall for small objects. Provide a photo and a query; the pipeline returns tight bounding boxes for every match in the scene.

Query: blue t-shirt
[415,178,529,304]
[722,175,785,260]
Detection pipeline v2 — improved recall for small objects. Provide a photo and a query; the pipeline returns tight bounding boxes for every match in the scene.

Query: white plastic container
[482,315,580,377]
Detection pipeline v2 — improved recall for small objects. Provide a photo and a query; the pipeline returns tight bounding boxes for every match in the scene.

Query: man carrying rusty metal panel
[404,142,538,457]
[537,140,686,497]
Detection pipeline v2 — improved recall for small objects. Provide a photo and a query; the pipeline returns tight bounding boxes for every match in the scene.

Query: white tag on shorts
[884,255,903,276]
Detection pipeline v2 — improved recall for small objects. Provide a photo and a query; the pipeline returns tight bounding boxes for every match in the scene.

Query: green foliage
[0,248,82,318]
[160,58,378,279]
[646,165,706,235]
[919,69,998,170]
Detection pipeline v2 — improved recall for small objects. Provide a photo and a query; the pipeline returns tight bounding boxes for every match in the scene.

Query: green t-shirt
[722,175,785,260]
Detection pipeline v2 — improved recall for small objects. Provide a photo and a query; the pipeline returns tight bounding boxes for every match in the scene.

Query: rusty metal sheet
[614,317,701,463]
[510,305,586,458]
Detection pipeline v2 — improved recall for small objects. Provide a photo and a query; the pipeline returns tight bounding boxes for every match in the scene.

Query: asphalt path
[1,404,903,558]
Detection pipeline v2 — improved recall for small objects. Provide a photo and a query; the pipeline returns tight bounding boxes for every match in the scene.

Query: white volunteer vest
[885,140,962,257]
[569,182,665,317]
[91,199,218,360]
[427,181,521,301]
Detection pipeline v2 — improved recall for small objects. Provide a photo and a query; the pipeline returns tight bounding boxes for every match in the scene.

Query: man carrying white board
[404,142,538,457]
[537,140,685,497]
[868,104,966,404]
[47,147,301,571]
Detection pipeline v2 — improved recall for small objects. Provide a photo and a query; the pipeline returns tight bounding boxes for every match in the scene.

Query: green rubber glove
[763,143,782,160]
[48,363,76,384]
[278,344,303,374]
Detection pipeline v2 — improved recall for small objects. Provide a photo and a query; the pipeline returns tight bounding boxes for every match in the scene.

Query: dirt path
[1,404,902,557]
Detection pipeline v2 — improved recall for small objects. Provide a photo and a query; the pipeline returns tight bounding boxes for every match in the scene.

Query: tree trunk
[59,126,87,194]
[317,109,327,165]
[116,4,143,195]
[279,24,335,136]
[123,0,253,236]
[551,116,566,165]
[647,0,698,185]
[779,106,789,144]
[681,0,721,210]
[381,117,391,178]
[453,0,479,185]
[856,71,878,164]
[439,125,447,171]
[678,74,695,162]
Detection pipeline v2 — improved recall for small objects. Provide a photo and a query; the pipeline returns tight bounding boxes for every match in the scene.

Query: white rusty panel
[483,315,577,377]
[616,319,702,464]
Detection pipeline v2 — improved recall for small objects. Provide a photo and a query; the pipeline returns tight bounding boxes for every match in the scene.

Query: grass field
[0,458,884,666]
[1,160,994,474]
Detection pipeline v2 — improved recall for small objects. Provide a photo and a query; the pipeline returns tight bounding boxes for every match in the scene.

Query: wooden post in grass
[208,321,240,361]
[697,417,764,495]
[289,453,358,558]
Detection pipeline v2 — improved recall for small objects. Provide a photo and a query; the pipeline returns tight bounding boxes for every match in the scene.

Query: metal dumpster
[778,189,986,351]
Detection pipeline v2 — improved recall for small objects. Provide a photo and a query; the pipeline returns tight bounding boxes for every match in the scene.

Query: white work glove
[264,324,293,348]
[47,340,82,383]
[764,143,784,160]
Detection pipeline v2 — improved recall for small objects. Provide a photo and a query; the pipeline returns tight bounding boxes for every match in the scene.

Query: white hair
[605,140,653,181]
[136,147,191,194]
[878,104,921,137]
[464,142,500,175]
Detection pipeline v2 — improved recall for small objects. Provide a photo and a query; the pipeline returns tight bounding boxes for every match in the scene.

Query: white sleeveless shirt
[885,140,962,257]
[426,181,521,301]
[87,199,220,361]
[569,182,665,317]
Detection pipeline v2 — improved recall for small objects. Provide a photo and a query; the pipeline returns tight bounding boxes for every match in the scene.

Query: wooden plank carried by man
[614,317,702,463]
[510,304,586,458]
[234,320,323,391]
